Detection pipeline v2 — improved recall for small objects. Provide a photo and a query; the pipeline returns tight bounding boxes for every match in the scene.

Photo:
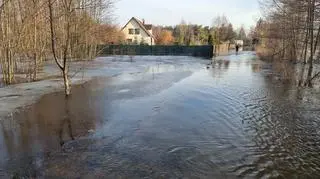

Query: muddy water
[1,53,320,178]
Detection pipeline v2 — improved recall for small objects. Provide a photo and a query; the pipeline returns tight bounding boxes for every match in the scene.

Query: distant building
[121,17,155,45]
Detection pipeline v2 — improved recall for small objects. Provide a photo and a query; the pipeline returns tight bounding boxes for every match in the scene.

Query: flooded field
[1,52,320,178]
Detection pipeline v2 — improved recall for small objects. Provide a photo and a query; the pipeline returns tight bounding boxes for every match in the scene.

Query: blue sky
[113,0,261,29]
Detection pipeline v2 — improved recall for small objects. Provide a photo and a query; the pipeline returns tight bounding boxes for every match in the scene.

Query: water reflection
[1,53,320,178]
[0,80,109,177]
[251,63,262,73]
[237,60,320,177]
[59,98,75,147]
[212,59,230,70]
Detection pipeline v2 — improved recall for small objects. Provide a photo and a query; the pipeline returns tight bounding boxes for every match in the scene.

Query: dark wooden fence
[98,45,214,58]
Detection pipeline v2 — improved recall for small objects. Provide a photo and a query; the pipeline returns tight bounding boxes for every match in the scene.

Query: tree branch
[48,0,63,70]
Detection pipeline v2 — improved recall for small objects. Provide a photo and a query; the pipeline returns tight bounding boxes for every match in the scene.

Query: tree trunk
[33,1,38,81]
[303,0,311,64]
[48,0,71,96]
[313,25,320,56]
[306,0,315,87]
[63,68,71,96]
[298,64,306,87]
[33,54,37,81]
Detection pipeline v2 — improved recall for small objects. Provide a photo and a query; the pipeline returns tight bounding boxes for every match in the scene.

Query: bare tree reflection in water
[0,79,109,177]
[0,119,15,159]
[59,98,75,147]
[235,67,320,177]
[2,53,320,178]
[212,59,230,69]
[210,59,230,80]
[298,64,307,87]
[0,114,43,178]
[261,61,298,85]
[251,63,262,73]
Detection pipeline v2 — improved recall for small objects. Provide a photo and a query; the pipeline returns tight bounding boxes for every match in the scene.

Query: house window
[135,29,140,35]
[127,39,132,44]
[128,29,134,35]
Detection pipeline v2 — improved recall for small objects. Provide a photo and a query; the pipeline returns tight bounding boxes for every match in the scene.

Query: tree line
[102,16,252,47]
[152,16,250,46]
[0,0,113,95]
[253,0,320,87]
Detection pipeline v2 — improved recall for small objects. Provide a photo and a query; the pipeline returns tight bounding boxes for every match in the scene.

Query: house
[121,17,155,45]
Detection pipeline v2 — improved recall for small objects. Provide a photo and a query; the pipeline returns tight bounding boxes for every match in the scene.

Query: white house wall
[122,20,154,45]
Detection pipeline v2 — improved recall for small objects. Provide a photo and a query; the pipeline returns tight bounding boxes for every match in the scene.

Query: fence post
[210,45,214,58]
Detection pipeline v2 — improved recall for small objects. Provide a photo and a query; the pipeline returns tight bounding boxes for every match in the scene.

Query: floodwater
[1,52,320,178]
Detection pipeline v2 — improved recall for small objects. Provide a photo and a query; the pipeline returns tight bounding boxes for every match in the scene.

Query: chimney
[142,19,145,25]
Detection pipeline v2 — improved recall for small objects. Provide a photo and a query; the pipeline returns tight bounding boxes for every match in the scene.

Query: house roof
[121,17,155,39]
[143,24,152,30]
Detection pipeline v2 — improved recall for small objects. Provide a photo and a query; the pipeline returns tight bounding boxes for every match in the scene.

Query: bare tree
[0,0,113,94]
[256,0,320,86]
